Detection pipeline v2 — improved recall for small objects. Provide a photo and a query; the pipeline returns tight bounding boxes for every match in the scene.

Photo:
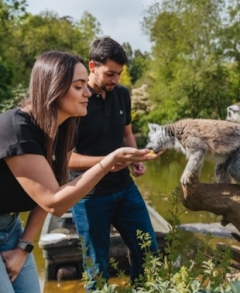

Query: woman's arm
[20,206,48,243]
[5,147,155,217]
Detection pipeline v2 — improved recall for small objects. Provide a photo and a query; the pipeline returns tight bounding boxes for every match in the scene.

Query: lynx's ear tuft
[148,123,160,133]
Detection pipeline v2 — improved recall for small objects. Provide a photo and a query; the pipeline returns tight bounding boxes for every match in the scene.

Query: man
[69,37,160,290]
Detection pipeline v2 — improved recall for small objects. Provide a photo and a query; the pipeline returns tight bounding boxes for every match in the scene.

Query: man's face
[90,59,124,92]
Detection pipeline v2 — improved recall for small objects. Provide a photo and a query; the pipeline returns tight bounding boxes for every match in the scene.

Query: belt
[0,212,18,230]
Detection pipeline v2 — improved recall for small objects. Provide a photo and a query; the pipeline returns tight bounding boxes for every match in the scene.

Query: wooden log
[180,173,240,232]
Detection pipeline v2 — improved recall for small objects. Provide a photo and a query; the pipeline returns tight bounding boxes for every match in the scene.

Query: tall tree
[0,0,27,57]
[6,10,101,86]
[119,65,132,89]
[140,0,235,125]
[0,0,27,102]
[122,42,133,63]
[0,58,13,101]
[122,42,149,85]
[218,0,240,102]
[130,49,149,84]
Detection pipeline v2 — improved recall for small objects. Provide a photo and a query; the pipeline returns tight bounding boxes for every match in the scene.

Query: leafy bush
[82,188,240,293]
[0,83,26,113]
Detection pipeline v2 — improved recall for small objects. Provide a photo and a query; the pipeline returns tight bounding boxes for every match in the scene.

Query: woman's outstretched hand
[100,147,165,173]
[145,149,165,160]
[113,147,164,162]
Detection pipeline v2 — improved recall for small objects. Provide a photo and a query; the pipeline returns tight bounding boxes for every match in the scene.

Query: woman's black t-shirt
[0,108,45,213]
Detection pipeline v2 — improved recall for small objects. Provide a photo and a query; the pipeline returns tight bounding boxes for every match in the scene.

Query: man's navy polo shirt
[70,84,134,196]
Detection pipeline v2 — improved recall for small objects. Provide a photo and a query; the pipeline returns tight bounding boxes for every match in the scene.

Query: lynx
[146,119,240,185]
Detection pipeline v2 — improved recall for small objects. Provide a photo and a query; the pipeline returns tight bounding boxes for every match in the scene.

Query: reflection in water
[20,213,87,293]
[43,280,85,293]
[177,231,239,264]
[20,150,240,293]
[42,277,129,293]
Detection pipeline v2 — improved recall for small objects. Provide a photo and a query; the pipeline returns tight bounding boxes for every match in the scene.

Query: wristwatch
[17,239,34,253]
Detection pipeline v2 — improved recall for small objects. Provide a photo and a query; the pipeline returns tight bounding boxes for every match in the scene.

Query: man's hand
[131,162,145,177]
[130,150,165,177]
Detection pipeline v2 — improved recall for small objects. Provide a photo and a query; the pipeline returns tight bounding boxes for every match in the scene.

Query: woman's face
[57,62,91,124]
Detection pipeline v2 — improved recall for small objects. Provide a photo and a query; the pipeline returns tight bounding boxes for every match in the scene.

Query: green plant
[0,83,26,113]
[164,187,184,277]
[81,188,239,293]
[79,236,108,291]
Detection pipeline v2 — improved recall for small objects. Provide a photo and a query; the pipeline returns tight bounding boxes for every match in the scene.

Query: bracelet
[18,238,35,247]
[99,161,108,175]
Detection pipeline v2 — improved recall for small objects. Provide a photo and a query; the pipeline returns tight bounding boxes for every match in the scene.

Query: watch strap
[17,239,34,253]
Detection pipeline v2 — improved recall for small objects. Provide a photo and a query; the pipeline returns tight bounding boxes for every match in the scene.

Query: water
[134,150,221,223]
[20,150,240,292]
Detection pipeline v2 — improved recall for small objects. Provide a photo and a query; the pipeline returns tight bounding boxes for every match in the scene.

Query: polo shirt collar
[87,84,113,99]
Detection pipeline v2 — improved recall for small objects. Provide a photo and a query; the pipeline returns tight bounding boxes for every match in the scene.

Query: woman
[0,51,157,293]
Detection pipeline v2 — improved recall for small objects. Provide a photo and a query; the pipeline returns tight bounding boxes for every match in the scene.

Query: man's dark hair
[89,37,128,65]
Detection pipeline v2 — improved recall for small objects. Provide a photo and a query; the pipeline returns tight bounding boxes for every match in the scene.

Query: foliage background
[1,0,240,134]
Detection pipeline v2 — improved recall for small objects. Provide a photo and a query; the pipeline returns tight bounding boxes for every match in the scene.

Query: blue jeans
[0,213,40,293]
[71,183,158,290]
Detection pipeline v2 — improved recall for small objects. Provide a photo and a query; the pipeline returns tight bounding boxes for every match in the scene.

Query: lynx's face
[226,104,240,123]
[146,123,175,153]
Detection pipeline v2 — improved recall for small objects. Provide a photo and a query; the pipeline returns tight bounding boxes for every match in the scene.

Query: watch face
[25,243,34,253]
[17,241,34,253]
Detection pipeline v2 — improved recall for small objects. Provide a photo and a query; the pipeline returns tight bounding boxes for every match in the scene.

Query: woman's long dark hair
[22,51,84,185]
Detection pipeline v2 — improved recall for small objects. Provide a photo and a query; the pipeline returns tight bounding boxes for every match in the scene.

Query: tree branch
[180,174,240,232]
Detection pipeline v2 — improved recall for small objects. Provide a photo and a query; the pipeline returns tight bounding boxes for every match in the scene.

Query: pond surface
[134,149,222,223]
[20,150,240,293]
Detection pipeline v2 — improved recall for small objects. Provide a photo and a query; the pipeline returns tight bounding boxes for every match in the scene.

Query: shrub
[82,188,239,293]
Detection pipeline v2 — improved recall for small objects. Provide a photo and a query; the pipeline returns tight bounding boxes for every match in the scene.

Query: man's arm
[123,124,137,148]
[123,124,146,177]
[68,151,128,173]
[68,151,103,171]
[68,124,137,173]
